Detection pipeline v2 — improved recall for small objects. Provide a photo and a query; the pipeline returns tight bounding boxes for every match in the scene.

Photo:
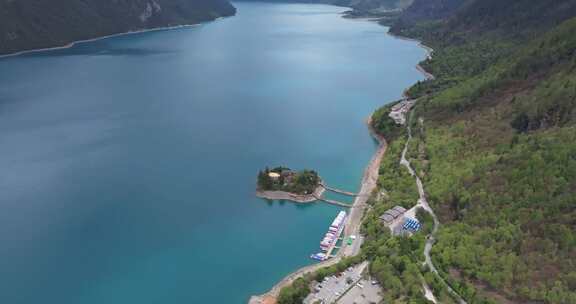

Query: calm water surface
[0,2,426,303]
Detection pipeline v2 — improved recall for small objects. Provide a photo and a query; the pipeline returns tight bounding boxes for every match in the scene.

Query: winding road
[400,113,467,304]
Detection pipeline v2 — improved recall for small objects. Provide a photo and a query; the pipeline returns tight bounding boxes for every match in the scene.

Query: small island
[256,167,324,203]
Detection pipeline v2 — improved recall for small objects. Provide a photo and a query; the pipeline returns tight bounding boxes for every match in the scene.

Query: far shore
[0,16,232,59]
[0,24,197,59]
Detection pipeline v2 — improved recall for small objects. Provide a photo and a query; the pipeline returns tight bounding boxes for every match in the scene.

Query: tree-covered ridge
[393,0,576,101]
[387,0,576,302]
[446,0,576,39]
[392,0,469,29]
[0,0,236,55]
[257,167,321,195]
[410,120,576,303]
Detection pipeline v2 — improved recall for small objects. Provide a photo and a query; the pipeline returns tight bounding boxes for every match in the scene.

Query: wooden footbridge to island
[313,183,367,208]
[313,196,354,208]
[320,183,359,197]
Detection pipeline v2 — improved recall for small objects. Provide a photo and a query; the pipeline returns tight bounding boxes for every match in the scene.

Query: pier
[325,237,343,258]
[311,182,364,208]
[320,183,359,197]
[313,195,353,208]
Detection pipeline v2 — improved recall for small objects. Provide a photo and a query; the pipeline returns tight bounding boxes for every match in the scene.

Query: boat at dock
[310,211,347,261]
[310,253,327,261]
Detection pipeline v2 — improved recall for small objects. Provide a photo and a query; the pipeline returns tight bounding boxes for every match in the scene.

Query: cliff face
[0,0,236,55]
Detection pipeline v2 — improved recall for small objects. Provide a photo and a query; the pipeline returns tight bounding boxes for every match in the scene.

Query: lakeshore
[0,14,239,59]
[256,186,325,203]
[247,23,433,304]
[0,23,206,59]
[387,32,435,81]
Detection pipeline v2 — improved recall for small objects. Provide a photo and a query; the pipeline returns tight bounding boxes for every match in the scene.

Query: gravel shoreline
[387,32,435,81]
[256,186,325,203]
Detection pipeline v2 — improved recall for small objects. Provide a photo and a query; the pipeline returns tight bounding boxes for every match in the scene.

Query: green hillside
[275,1,575,303]
[370,0,576,303]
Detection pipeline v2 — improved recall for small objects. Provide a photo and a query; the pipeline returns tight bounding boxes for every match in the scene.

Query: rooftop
[380,205,408,226]
[392,206,407,213]
[379,214,395,223]
[385,209,402,218]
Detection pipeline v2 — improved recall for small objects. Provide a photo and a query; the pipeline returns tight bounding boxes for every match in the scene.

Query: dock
[313,182,363,208]
[320,183,359,197]
[323,224,345,259]
[313,195,353,208]
[325,237,342,258]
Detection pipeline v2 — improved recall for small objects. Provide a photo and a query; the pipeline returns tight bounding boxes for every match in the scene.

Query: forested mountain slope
[334,0,413,12]
[235,0,413,14]
[392,0,469,29]
[370,0,576,303]
[0,0,236,55]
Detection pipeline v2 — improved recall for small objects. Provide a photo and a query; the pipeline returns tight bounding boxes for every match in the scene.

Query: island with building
[256,167,325,203]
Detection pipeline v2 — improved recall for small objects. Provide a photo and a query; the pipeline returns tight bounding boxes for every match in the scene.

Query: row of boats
[310,211,347,261]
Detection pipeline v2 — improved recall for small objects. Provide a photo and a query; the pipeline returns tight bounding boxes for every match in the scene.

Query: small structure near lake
[402,218,422,232]
[379,205,407,225]
[380,205,425,236]
[267,171,281,181]
[388,99,415,125]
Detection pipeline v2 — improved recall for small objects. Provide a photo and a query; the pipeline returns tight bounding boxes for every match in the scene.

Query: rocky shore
[256,186,325,203]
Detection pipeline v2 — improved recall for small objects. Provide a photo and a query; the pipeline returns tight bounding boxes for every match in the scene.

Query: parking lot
[336,277,382,304]
[303,261,381,304]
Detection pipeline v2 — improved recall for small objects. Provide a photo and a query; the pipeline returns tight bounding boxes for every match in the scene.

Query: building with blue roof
[402,218,421,232]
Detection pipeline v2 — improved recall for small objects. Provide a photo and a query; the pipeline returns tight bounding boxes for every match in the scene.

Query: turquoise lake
[0,2,426,303]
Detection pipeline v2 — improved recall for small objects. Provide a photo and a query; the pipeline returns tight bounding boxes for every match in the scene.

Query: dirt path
[400,113,467,304]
